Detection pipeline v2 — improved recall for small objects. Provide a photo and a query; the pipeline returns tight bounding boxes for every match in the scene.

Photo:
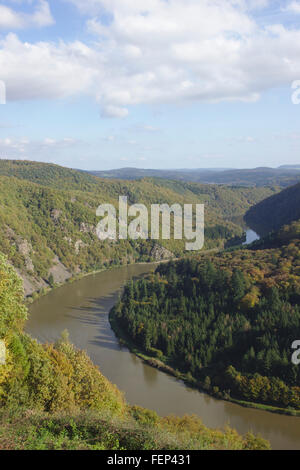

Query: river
[243,228,260,245]
[25,262,300,450]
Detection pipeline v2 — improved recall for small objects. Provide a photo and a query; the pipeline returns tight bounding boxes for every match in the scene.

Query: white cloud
[1,0,300,117]
[285,1,300,13]
[0,33,97,100]
[44,137,56,145]
[0,136,82,160]
[0,1,54,30]
[101,105,129,118]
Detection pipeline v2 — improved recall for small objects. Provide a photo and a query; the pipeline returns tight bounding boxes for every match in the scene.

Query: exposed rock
[24,257,34,273]
[150,244,174,261]
[75,239,87,254]
[17,239,34,273]
[18,239,32,257]
[48,256,71,284]
[80,222,96,235]
[6,228,35,275]
[5,226,16,239]
[64,236,73,246]
[15,268,48,297]
[51,209,62,222]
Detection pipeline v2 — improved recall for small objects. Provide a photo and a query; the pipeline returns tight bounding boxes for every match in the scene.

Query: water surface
[243,228,260,245]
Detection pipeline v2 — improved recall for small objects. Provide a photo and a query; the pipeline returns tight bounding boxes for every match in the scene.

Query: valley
[26,262,300,450]
[1,160,300,451]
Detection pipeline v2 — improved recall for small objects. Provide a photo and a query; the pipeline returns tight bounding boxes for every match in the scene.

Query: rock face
[6,227,34,272]
[50,209,62,223]
[80,222,96,235]
[75,240,87,254]
[18,239,31,257]
[64,237,73,246]
[15,269,48,297]
[18,240,34,272]
[150,244,174,261]
[48,256,71,284]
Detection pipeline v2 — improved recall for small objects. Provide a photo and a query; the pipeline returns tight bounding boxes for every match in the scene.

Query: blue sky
[0,0,300,170]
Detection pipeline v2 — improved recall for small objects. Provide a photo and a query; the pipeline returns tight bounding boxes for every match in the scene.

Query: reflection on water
[26,263,300,450]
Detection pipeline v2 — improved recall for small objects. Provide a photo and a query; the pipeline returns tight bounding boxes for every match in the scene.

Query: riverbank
[25,247,222,306]
[26,260,159,305]
[109,308,300,418]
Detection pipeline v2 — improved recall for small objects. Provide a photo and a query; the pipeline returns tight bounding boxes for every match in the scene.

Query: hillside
[89,167,300,188]
[0,160,277,296]
[0,252,269,450]
[245,183,300,235]
[113,222,300,412]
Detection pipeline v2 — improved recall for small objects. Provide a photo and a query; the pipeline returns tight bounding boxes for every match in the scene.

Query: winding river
[26,232,300,450]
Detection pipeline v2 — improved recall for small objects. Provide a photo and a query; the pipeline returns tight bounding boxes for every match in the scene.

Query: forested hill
[245,182,300,236]
[0,159,101,191]
[89,166,300,188]
[0,160,277,296]
[113,223,300,412]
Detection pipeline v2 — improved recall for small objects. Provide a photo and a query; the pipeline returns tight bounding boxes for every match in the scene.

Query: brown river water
[26,263,300,450]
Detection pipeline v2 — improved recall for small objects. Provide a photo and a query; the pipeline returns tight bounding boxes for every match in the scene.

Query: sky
[0,0,300,170]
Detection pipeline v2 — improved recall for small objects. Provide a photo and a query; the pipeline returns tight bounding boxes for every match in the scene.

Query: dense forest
[0,160,277,295]
[113,221,300,411]
[0,252,269,450]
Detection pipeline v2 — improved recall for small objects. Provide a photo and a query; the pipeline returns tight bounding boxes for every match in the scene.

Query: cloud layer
[0,0,54,30]
[0,0,300,116]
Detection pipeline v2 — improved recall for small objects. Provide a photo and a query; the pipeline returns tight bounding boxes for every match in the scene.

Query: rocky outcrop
[64,236,73,246]
[80,222,96,235]
[6,227,35,274]
[15,269,48,297]
[48,256,71,284]
[75,240,87,254]
[18,240,34,272]
[50,209,62,223]
[150,244,174,261]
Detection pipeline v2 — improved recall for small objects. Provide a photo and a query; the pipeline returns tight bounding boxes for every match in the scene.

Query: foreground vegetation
[0,408,271,451]
[0,252,270,450]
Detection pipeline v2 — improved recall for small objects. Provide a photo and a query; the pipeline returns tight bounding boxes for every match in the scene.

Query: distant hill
[88,166,300,187]
[0,160,277,295]
[245,182,300,235]
[279,165,300,169]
